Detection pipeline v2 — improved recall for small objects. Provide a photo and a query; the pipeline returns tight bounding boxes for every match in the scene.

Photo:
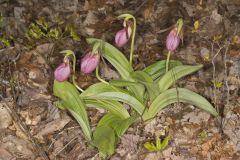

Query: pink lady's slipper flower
[81,52,100,74]
[166,28,180,52]
[54,58,71,82]
[115,26,132,48]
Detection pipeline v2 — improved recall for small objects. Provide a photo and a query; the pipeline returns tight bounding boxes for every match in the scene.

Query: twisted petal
[115,27,132,48]
[166,29,180,52]
[81,53,100,74]
[54,62,71,82]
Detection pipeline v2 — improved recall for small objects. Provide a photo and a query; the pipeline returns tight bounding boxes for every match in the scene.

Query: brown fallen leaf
[0,145,14,160]
[35,113,71,139]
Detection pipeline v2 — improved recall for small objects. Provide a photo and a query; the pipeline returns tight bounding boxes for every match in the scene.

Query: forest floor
[0,0,239,159]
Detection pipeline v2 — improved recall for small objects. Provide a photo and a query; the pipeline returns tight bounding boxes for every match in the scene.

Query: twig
[54,136,78,156]
[211,45,224,113]
[223,42,230,107]
[47,126,80,151]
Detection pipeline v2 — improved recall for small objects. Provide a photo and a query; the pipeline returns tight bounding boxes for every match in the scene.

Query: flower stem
[129,16,136,66]
[62,50,84,92]
[118,14,136,66]
[166,51,171,73]
[96,65,108,84]
[72,75,83,92]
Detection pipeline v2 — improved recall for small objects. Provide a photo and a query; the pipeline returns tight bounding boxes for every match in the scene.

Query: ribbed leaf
[143,88,218,120]
[145,83,160,102]
[92,125,115,157]
[84,92,145,115]
[158,65,203,93]
[131,70,158,102]
[144,60,182,80]
[98,113,136,137]
[53,80,92,141]
[131,71,153,83]
[109,79,139,87]
[84,99,130,119]
[80,82,125,97]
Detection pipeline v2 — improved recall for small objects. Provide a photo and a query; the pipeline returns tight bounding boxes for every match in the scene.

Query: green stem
[129,16,136,66]
[72,75,83,92]
[62,50,84,92]
[96,65,108,84]
[118,14,136,67]
[166,51,171,73]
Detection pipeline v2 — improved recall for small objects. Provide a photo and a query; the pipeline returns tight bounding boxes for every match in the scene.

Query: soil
[0,0,239,160]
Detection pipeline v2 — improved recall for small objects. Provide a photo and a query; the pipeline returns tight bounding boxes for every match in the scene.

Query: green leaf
[53,80,92,141]
[109,79,139,87]
[158,65,203,93]
[84,99,130,119]
[97,113,136,137]
[143,88,218,120]
[80,82,125,97]
[54,100,66,110]
[86,38,133,79]
[143,142,158,152]
[145,83,160,102]
[131,71,153,83]
[127,84,146,103]
[84,92,145,115]
[131,71,158,102]
[144,60,182,80]
[92,125,115,156]
[160,136,169,150]
[156,136,161,150]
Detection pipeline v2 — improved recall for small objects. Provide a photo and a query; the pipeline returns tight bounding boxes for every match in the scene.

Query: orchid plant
[53,14,218,158]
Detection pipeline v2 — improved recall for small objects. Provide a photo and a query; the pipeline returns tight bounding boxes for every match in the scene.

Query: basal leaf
[131,70,158,102]
[53,80,92,141]
[84,92,145,115]
[144,60,182,80]
[131,71,153,83]
[158,65,203,93]
[127,84,146,103]
[92,125,115,157]
[84,99,130,119]
[80,82,125,97]
[143,88,218,121]
[109,79,139,87]
[97,113,136,137]
[145,83,160,102]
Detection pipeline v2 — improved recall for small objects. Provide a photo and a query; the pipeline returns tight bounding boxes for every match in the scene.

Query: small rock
[0,146,13,160]
[162,147,172,157]
[182,110,210,124]
[0,104,12,129]
[100,64,120,80]
[211,10,222,25]
[14,7,25,19]
[200,48,210,61]
[83,11,98,26]
[144,152,160,160]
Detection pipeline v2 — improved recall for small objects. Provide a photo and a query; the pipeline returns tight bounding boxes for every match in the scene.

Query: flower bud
[166,28,180,52]
[115,26,132,48]
[81,52,100,74]
[54,59,71,82]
